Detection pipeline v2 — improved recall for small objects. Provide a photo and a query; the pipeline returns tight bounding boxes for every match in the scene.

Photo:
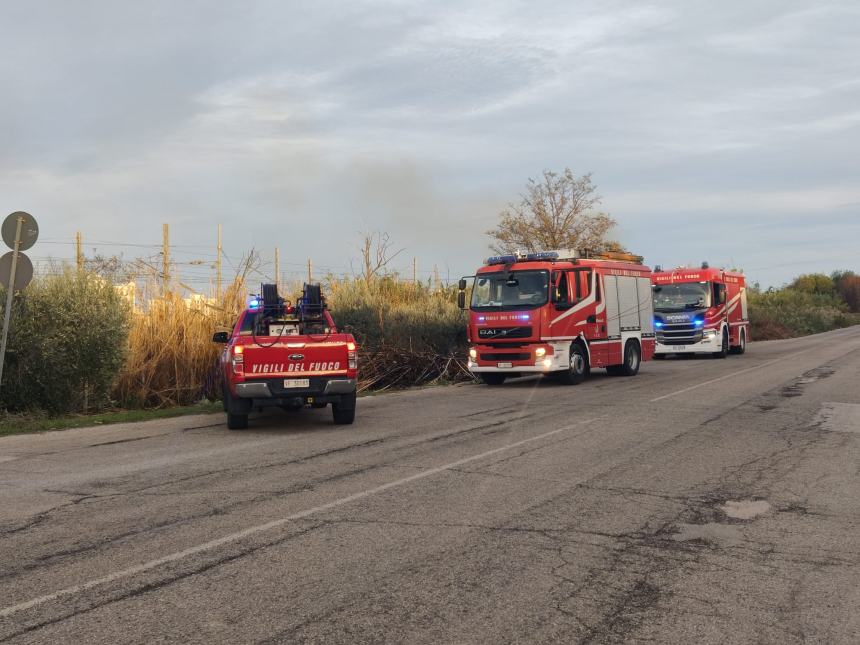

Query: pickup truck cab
[213,284,358,430]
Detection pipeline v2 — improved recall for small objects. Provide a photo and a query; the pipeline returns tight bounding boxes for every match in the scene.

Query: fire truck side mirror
[457,291,467,310]
[212,331,230,343]
[458,278,467,291]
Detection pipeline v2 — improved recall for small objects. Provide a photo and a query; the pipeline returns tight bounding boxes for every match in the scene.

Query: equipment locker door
[637,277,654,334]
[618,276,641,331]
[604,275,621,338]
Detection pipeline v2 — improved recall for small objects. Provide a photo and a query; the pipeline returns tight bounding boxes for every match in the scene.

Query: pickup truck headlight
[469,348,477,359]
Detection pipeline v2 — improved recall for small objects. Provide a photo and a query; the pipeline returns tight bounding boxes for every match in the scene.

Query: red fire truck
[458,250,656,385]
[213,283,358,429]
[651,264,750,358]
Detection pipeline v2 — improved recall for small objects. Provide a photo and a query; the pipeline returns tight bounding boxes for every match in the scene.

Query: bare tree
[357,231,404,284]
[83,253,135,283]
[488,169,624,254]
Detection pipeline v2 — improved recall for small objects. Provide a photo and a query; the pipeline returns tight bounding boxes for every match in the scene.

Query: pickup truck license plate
[497,362,513,368]
[283,379,310,389]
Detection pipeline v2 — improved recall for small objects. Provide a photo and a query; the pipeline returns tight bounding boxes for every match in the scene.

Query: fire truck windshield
[652,282,711,312]
[471,270,549,310]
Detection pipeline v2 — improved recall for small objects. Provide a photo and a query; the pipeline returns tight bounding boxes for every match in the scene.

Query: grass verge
[0,401,223,437]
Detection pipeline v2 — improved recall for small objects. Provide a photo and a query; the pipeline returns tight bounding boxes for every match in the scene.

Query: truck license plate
[497,362,513,368]
[283,379,310,389]
[674,346,686,351]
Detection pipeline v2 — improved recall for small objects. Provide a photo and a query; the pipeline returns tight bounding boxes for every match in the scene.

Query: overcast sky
[2,0,858,289]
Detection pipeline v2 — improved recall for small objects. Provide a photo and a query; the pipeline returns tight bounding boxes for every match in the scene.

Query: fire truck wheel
[730,329,747,355]
[713,329,729,359]
[614,340,641,376]
[558,342,588,385]
[480,373,507,386]
[227,411,248,430]
[332,393,357,425]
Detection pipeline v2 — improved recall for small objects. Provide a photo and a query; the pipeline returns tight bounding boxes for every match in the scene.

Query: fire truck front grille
[657,323,703,345]
[476,326,532,340]
[480,352,531,362]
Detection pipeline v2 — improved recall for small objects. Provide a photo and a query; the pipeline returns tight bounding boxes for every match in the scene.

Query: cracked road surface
[2,327,860,644]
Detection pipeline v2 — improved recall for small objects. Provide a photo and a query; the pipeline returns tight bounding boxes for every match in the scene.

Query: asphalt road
[2,327,860,644]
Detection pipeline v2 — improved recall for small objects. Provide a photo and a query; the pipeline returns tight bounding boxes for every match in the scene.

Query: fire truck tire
[332,393,357,425]
[480,373,507,385]
[730,329,747,355]
[227,412,248,430]
[713,329,729,359]
[609,340,641,376]
[558,342,588,385]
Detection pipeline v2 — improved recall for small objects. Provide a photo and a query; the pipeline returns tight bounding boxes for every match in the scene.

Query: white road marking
[0,417,599,619]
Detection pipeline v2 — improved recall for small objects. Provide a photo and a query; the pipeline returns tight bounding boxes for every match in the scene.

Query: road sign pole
[0,215,24,388]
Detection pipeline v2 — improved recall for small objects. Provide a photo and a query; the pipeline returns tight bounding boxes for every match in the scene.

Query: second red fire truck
[651,264,750,358]
[459,249,656,385]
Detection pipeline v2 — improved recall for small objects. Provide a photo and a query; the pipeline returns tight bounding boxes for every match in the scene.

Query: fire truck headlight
[535,347,546,357]
[703,329,717,339]
[469,348,477,359]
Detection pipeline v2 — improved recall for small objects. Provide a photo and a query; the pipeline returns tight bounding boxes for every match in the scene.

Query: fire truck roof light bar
[486,255,518,265]
[485,249,644,266]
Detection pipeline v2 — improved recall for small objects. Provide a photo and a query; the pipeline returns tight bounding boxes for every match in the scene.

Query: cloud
[1,0,858,288]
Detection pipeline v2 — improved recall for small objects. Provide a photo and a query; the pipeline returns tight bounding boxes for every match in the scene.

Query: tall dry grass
[111,270,470,408]
[112,273,250,407]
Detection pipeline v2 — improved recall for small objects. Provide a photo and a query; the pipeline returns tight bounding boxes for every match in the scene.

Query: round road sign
[2,212,39,252]
[0,252,34,291]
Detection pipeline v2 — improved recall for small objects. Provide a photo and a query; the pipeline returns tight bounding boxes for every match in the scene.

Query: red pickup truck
[213,283,358,430]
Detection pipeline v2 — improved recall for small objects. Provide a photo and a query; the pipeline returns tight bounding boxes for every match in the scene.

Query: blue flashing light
[654,320,664,328]
[518,314,531,321]
[478,316,486,322]
[486,254,517,265]
[248,297,261,311]
[694,319,705,327]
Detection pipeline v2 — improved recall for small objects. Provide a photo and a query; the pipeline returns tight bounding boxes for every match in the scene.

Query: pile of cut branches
[357,345,473,392]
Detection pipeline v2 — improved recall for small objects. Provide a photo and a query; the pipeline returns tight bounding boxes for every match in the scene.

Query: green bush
[749,287,858,340]
[0,271,130,414]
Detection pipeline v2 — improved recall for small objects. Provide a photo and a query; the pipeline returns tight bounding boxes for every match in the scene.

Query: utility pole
[162,223,170,294]
[433,264,439,289]
[75,231,83,270]
[274,247,280,292]
[413,257,417,284]
[216,224,222,299]
[0,216,24,388]
[307,258,312,284]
